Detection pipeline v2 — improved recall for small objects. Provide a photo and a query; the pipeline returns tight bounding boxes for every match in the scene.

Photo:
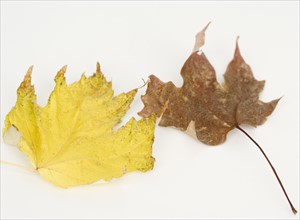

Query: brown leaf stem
[236,125,297,215]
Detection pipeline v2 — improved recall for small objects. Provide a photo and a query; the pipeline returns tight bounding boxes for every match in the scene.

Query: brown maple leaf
[139,37,279,146]
[139,24,297,214]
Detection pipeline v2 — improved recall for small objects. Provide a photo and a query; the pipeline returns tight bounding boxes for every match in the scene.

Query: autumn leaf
[3,63,156,188]
[139,34,279,145]
[139,24,297,214]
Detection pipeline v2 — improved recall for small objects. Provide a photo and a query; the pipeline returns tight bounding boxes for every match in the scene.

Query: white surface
[1,1,299,219]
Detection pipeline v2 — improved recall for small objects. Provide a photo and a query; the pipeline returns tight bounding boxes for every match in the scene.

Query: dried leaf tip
[23,65,33,82]
[192,21,211,53]
[96,62,101,73]
[26,65,34,78]
[233,36,245,63]
[24,65,33,80]
[57,65,67,76]
[127,88,138,97]
[19,65,33,90]
[55,65,67,82]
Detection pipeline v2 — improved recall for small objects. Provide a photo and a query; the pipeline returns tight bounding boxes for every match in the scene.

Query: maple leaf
[3,63,156,188]
[139,24,297,214]
[139,36,279,146]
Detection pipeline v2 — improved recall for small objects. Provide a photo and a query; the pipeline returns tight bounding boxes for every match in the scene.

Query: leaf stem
[236,125,297,215]
[1,160,36,173]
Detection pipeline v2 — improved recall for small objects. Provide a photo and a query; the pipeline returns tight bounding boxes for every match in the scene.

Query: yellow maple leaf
[3,63,156,188]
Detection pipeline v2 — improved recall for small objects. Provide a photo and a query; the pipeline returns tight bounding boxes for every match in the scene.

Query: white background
[1,1,299,219]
